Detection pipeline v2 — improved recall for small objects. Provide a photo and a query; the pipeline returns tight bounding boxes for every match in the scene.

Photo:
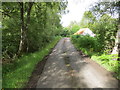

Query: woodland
[1,1,120,88]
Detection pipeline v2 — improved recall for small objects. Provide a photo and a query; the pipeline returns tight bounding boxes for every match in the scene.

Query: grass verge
[3,37,60,88]
[91,54,120,80]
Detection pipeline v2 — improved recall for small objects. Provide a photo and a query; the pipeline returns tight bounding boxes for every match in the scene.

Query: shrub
[71,35,102,53]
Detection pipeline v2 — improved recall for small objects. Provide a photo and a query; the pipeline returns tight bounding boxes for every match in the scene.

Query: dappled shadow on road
[36,38,69,88]
[36,38,91,88]
[63,38,90,88]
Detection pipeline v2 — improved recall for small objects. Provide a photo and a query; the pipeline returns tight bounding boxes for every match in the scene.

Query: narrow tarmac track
[36,38,118,88]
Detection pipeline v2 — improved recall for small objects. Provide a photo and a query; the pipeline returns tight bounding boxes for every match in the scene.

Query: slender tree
[18,2,34,55]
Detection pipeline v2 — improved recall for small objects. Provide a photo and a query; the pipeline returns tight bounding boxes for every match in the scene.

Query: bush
[71,35,102,53]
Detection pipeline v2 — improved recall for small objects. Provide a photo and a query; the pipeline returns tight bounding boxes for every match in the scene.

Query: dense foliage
[2,2,67,61]
[71,35,102,56]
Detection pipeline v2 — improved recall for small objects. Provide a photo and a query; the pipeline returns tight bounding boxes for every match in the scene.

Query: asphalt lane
[36,38,118,88]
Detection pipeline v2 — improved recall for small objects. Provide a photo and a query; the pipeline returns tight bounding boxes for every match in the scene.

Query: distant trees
[80,11,96,29]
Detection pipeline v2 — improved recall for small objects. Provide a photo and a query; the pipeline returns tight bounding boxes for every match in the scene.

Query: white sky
[60,0,99,27]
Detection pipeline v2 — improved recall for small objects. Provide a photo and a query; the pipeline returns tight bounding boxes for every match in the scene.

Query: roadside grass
[71,35,120,80]
[91,54,120,80]
[3,37,60,88]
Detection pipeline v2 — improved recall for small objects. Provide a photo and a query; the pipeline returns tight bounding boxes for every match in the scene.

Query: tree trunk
[18,2,27,55]
[112,1,120,61]
[117,1,120,61]
[25,2,34,52]
[112,29,120,54]
[117,17,120,60]
[18,2,34,55]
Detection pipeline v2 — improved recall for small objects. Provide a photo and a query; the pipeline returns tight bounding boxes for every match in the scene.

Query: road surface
[36,38,118,88]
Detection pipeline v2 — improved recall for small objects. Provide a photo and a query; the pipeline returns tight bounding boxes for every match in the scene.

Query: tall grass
[3,37,60,88]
